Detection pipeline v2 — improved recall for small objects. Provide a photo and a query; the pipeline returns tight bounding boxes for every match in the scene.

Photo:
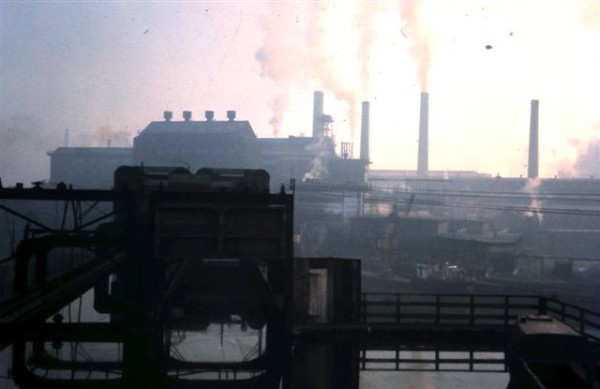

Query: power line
[299,189,600,218]
[368,185,600,202]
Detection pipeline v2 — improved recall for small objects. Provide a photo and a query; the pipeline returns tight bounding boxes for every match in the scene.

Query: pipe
[360,101,370,162]
[417,92,429,177]
[528,100,539,179]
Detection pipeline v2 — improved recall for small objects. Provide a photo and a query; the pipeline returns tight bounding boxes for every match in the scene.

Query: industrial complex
[44,91,600,281]
[0,91,599,388]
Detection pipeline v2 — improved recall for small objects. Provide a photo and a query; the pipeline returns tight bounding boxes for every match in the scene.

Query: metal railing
[361,293,600,341]
[544,298,600,341]
[359,349,507,372]
[359,292,600,372]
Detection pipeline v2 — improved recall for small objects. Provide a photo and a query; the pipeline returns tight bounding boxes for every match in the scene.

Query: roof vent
[163,111,173,121]
[205,111,214,121]
[183,111,192,122]
[227,110,236,121]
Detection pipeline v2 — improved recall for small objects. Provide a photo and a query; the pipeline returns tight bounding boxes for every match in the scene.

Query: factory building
[47,147,132,189]
[48,94,368,191]
[44,91,599,279]
[133,110,260,172]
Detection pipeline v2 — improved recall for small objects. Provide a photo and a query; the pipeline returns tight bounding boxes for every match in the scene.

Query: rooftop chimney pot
[227,110,236,121]
[163,111,173,121]
[183,111,192,122]
[205,111,214,121]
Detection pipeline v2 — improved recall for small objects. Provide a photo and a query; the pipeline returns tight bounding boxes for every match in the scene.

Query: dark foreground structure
[1,168,600,388]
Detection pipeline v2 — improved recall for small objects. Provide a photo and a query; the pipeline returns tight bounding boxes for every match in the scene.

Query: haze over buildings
[1,1,599,186]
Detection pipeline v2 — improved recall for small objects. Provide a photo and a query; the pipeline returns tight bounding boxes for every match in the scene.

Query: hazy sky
[1,0,598,185]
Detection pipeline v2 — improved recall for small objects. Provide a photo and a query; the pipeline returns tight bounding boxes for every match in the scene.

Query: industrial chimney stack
[417,92,429,177]
[312,91,324,138]
[360,101,370,162]
[528,100,539,179]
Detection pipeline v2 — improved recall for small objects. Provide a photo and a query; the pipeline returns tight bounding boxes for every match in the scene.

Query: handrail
[361,293,600,342]
[543,297,600,340]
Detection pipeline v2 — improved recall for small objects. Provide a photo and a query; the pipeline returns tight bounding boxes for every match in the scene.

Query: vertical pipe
[417,92,429,177]
[312,91,324,138]
[360,101,370,162]
[64,128,70,147]
[528,100,539,179]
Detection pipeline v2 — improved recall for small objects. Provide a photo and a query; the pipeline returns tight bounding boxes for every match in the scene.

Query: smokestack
[360,101,370,162]
[417,92,429,177]
[64,128,70,147]
[312,91,324,138]
[528,100,539,179]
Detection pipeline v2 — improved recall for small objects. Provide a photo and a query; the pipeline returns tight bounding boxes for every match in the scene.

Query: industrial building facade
[44,92,600,281]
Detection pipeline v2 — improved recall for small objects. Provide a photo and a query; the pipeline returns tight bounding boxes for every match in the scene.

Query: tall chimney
[417,92,429,177]
[360,101,370,162]
[528,99,539,179]
[312,91,324,138]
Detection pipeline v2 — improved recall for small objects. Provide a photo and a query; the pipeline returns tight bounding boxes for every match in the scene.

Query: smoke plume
[303,136,330,181]
[523,178,543,224]
[573,138,600,178]
[558,137,600,178]
[89,125,131,148]
[398,1,432,92]
[255,1,386,138]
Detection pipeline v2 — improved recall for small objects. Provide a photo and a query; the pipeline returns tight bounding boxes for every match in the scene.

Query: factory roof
[47,147,132,156]
[258,136,314,144]
[140,120,257,139]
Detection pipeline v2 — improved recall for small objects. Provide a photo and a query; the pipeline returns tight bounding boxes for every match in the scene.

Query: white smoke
[398,1,433,92]
[255,1,389,138]
[522,178,543,224]
[303,136,330,181]
[556,137,600,178]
